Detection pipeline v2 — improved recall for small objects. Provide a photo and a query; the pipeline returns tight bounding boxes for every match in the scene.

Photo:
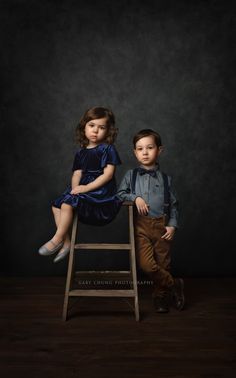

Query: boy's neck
[140,163,158,170]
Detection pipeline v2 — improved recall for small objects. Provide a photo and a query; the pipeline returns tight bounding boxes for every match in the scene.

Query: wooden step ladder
[62,201,140,321]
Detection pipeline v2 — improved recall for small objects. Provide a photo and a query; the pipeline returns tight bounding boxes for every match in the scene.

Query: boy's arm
[167,177,179,229]
[117,170,138,202]
[117,170,149,215]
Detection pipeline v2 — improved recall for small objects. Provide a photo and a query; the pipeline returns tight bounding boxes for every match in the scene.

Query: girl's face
[85,117,108,147]
[134,136,162,168]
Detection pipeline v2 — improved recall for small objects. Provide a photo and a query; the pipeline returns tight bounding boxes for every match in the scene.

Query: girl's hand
[135,197,149,216]
[70,185,88,194]
[161,226,175,241]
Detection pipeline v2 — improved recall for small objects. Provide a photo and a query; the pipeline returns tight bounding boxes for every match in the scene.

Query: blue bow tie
[138,167,157,177]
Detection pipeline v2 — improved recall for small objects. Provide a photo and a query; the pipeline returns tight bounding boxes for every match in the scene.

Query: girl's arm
[70,164,115,194]
[71,170,82,190]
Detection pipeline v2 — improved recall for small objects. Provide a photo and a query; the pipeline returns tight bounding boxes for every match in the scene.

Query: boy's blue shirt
[117,165,179,228]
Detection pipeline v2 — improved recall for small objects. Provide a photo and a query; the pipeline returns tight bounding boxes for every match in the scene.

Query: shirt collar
[139,163,159,172]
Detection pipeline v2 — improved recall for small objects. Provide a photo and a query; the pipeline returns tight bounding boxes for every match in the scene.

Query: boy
[117,129,184,313]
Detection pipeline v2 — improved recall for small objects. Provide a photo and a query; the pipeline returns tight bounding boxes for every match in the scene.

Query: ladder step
[74,243,131,250]
[68,289,135,297]
[75,270,131,276]
[75,270,131,274]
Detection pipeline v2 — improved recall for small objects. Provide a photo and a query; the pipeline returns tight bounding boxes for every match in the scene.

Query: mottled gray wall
[1,0,235,276]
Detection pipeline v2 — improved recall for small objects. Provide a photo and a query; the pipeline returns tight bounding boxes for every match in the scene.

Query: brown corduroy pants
[134,214,174,297]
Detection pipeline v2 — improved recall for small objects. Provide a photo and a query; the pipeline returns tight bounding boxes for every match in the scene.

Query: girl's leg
[43,204,73,251]
[51,203,73,244]
[52,206,61,227]
[52,206,70,247]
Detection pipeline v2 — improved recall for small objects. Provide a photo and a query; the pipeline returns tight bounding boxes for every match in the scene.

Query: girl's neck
[86,141,105,149]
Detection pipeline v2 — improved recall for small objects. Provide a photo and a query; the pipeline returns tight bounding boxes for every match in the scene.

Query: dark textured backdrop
[1,0,235,276]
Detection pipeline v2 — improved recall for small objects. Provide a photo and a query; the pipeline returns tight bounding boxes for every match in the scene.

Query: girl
[39,106,122,263]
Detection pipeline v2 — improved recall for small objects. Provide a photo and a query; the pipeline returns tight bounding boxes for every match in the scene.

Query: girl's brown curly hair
[76,106,118,147]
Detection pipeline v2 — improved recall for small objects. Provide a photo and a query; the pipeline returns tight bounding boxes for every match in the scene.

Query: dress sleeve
[101,144,122,168]
[72,150,82,171]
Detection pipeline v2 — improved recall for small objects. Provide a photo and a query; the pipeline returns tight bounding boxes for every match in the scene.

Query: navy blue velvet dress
[52,143,122,225]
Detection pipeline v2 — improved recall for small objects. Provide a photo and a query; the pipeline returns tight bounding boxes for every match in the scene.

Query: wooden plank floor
[0,277,235,378]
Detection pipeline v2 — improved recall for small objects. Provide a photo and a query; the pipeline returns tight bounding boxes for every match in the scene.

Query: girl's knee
[61,203,73,211]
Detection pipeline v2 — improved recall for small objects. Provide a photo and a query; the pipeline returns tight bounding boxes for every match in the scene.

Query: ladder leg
[129,205,140,321]
[62,212,78,321]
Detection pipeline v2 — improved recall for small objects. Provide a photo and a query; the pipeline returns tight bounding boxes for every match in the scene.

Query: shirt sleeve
[72,151,82,172]
[167,176,179,228]
[117,170,138,202]
[101,144,122,168]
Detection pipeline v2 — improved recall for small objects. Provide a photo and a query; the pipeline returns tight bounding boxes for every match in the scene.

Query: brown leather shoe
[153,295,169,313]
[172,278,185,310]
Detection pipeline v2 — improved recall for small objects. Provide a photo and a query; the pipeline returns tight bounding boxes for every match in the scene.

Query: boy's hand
[70,185,88,194]
[135,197,149,216]
[161,226,175,241]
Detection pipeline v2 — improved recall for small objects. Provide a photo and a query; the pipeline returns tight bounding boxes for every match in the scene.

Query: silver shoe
[53,246,70,263]
[38,240,63,256]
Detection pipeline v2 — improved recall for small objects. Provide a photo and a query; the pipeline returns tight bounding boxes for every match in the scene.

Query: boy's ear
[158,146,164,154]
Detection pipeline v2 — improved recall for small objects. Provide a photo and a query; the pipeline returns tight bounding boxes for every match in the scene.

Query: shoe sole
[154,308,169,313]
[38,241,64,256]
[53,246,70,263]
[38,249,59,256]
[176,278,185,311]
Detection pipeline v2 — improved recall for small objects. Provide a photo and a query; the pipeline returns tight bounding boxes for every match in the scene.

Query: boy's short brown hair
[133,129,162,148]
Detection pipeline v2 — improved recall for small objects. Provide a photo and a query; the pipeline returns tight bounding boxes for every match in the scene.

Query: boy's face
[134,136,162,168]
